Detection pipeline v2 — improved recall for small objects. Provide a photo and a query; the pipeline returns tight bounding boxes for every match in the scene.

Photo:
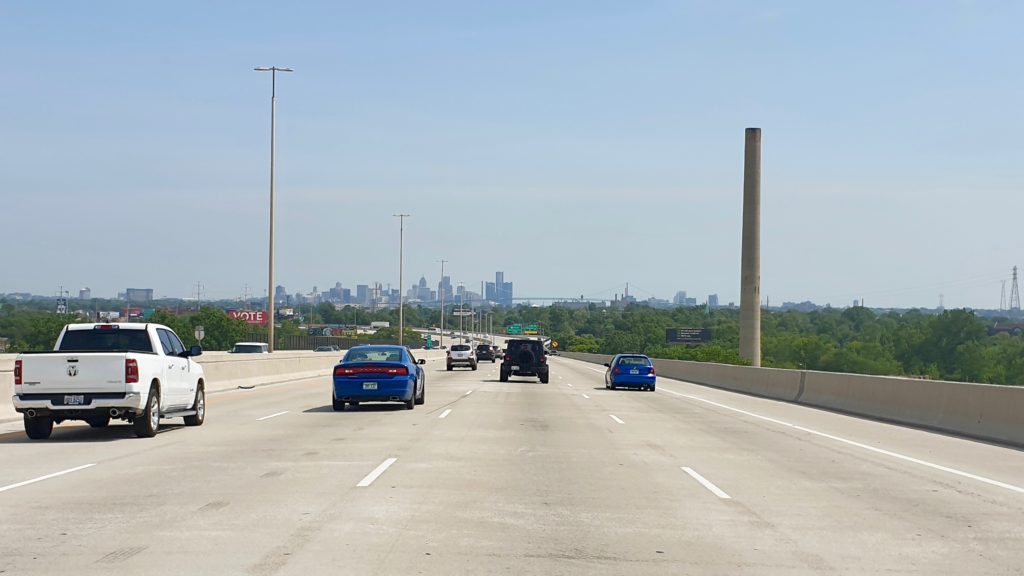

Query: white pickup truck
[12,323,206,439]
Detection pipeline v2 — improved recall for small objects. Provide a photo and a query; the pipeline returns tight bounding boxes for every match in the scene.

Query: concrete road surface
[1,355,1022,575]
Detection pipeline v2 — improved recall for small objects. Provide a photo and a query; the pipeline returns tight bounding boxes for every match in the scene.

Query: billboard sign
[666,327,711,344]
[229,310,268,325]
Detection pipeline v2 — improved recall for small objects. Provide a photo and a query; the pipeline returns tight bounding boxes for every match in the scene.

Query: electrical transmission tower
[1010,267,1021,311]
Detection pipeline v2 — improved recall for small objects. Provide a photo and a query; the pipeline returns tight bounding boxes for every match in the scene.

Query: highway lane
[1,354,1022,574]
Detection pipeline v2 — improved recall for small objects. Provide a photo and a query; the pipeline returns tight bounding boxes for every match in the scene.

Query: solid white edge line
[257,411,289,421]
[586,367,605,373]
[439,409,452,419]
[609,414,625,424]
[664,389,1024,495]
[0,464,97,493]
[357,457,398,487]
[682,467,732,499]
[464,390,473,396]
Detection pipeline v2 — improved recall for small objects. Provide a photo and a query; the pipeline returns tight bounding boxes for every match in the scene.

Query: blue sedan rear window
[344,347,404,362]
[617,356,651,366]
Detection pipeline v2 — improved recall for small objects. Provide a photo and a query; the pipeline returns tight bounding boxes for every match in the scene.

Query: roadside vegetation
[3,299,1023,385]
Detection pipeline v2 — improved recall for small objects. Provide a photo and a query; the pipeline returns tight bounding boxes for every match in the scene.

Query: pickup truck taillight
[125,358,139,383]
[14,360,21,385]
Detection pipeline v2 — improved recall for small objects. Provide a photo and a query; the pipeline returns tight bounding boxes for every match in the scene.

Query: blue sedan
[604,354,657,391]
[332,345,426,411]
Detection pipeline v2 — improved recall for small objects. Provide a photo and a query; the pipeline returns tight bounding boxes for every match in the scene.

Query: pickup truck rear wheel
[133,385,160,438]
[24,414,54,440]
[184,386,205,426]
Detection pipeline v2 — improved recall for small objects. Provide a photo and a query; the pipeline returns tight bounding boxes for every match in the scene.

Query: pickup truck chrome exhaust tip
[109,408,122,418]
[26,409,37,418]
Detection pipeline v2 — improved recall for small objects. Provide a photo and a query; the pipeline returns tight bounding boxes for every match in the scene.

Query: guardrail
[559,352,1024,447]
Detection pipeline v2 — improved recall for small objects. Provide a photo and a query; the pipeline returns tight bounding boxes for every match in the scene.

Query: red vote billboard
[228,310,267,325]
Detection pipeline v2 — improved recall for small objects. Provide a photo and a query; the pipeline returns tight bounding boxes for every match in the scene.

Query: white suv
[447,343,477,371]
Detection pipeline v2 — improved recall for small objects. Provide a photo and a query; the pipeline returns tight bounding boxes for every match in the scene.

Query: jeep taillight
[125,358,139,383]
[14,360,22,385]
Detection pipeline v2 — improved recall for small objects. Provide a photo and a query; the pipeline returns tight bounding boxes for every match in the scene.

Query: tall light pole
[394,214,410,346]
[438,259,448,350]
[458,282,465,342]
[255,65,292,352]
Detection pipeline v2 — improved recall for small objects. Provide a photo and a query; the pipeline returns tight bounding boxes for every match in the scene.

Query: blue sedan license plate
[630,369,639,375]
[362,382,378,390]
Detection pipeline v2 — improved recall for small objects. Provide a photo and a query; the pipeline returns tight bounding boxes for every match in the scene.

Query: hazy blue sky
[3,1,1022,309]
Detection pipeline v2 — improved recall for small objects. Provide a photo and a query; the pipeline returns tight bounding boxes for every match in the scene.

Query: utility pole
[438,259,448,350]
[394,214,410,346]
[254,65,293,352]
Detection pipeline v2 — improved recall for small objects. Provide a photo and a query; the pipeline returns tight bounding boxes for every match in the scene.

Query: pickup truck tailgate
[19,353,129,395]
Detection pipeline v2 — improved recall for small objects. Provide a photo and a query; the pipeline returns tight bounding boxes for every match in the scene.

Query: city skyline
[4,3,1023,310]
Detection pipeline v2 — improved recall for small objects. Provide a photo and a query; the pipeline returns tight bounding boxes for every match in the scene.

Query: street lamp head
[254,67,294,72]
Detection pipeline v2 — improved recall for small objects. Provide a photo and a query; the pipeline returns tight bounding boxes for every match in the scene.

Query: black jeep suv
[500,339,549,383]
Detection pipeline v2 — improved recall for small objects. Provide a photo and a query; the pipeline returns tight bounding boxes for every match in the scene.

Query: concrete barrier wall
[798,371,1024,447]
[559,351,1024,447]
[1,349,448,423]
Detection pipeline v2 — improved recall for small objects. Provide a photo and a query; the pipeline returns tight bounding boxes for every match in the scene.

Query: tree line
[3,299,1023,385]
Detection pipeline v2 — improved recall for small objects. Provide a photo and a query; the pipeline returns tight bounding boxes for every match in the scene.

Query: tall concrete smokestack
[740,128,761,366]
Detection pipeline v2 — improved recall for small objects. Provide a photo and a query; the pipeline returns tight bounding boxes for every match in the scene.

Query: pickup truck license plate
[630,369,639,375]
[64,395,85,405]
[362,382,378,390]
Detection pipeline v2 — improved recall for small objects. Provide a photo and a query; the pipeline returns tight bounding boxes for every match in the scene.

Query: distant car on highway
[314,345,340,352]
[447,344,477,371]
[230,342,269,353]
[475,343,496,363]
[492,345,503,359]
[604,354,656,391]
[331,345,426,411]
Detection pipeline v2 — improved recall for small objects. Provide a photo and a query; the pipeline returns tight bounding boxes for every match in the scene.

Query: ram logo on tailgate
[67,365,78,377]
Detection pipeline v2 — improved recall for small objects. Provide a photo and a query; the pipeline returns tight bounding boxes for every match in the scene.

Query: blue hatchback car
[604,354,657,391]
[332,345,426,411]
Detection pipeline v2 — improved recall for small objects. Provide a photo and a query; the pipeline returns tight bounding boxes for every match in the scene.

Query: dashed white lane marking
[662,389,1024,495]
[0,464,97,493]
[464,390,473,396]
[439,409,452,419]
[257,411,289,421]
[567,383,574,388]
[682,467,732,499]
[586,367,605,374]
[357,458,398,487]
[582,394,590,399]
[609,415,625,425]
